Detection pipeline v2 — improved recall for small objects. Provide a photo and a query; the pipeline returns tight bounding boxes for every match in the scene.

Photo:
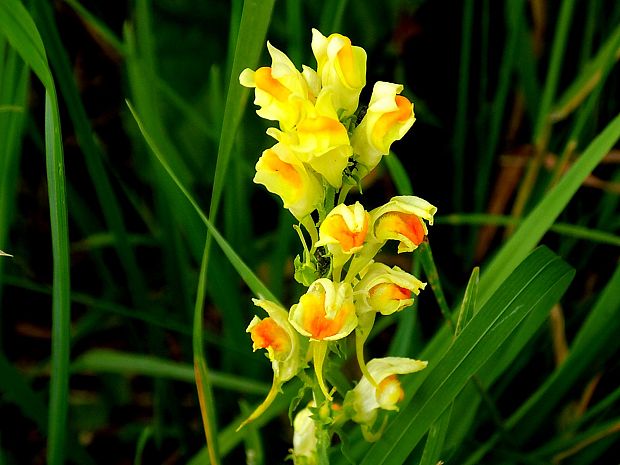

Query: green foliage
[1,1,619,464]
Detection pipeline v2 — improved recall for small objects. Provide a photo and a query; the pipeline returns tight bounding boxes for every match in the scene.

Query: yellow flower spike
[238,299,304,431]
[344,357,427,437]
[289,279,357,400]
[239,42,310,131]
[253,143,324,220]
[351,81,416,175]
[311,28,367,116]
[370,195,437,253]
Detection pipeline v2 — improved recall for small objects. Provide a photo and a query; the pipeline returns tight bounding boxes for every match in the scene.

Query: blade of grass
[551,22,620,122]
[359,247,574,465]
[436,213,620,247]
[462,261,620,464]
[0,4,72,463]
[32,0,150,308]
[192,2,274,460]
[474,0,521,213]
[452,0,474,213]
[509,0,577,223]
[478,112,620,308]
[71,349,270,394]
[187,379,303,465]
[455,266,479,335]
[418,242,453,330]
[0,39,28,306]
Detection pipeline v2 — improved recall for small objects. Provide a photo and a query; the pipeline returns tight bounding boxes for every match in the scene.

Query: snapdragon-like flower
[268,91,352,188]
[238,299,304,430]
[351,81,416,175]
[344,357,427,440]
[311,29,367,116]
[289,278,357,399]
[353,262,426,385]
[240,42,313,131]
[253,143,324,220]
[355,262,426,316]
[370,196,437,253]
[316,202,369,273]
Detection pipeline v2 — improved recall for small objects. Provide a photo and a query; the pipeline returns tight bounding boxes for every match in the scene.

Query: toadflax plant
[238,29,436,464]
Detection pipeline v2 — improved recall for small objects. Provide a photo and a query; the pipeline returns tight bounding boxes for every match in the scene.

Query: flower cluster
[239,29,436,463]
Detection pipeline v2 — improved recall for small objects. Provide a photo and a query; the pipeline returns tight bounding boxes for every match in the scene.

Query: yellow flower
[247,298,302,382]
[344,357,427,440]
[370,196,437,253]
[253,143,324,220]
[240,42,311,131]
[316,202,369,256]
[351,81,415,175]
[238,299,304,430]
[0,250,12,257]
[311,29,367,116]
[268,91,352,188]
[289,278,357,399]
[355,262,426,316]
[289,278,357,341]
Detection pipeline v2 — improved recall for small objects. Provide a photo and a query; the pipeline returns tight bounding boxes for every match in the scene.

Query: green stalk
[509,0,576,226]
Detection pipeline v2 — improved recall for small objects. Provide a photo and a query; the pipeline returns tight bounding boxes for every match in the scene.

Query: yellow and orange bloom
[239,299,304,430]
[289,278,357,399]
[355,262,426,316]
[268,91,352,188]
[344,357,427,440]
[350,81,415,175]
[240,42,311,131]
[316,202,370,259]
[311,29,367,116]
[289,278,357,341]
[370,196,437,253]
[253,143,324,220]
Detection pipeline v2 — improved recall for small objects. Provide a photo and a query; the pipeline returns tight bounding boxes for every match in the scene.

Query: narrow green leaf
[187,379,303,465]
[532,0,576,143]
[359,247,574,465]
[127,100,279,303]
[437,213,620,247]
[0,1,51,88]
[505,261,620,442]
[452,0,474,212]
[418,242,453,329]
[384,153,413,196]
[551,22,620,121]
[419,403,453,465]
[478,112,620,307]
[32,0,150,308]
[455,267,479,336]
[71,350,270,394]
[1,5,73,463]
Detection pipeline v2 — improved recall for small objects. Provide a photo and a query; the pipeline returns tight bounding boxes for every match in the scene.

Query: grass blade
[478,112,620,307]
[359,247,574,465]
[71,349,270,394]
